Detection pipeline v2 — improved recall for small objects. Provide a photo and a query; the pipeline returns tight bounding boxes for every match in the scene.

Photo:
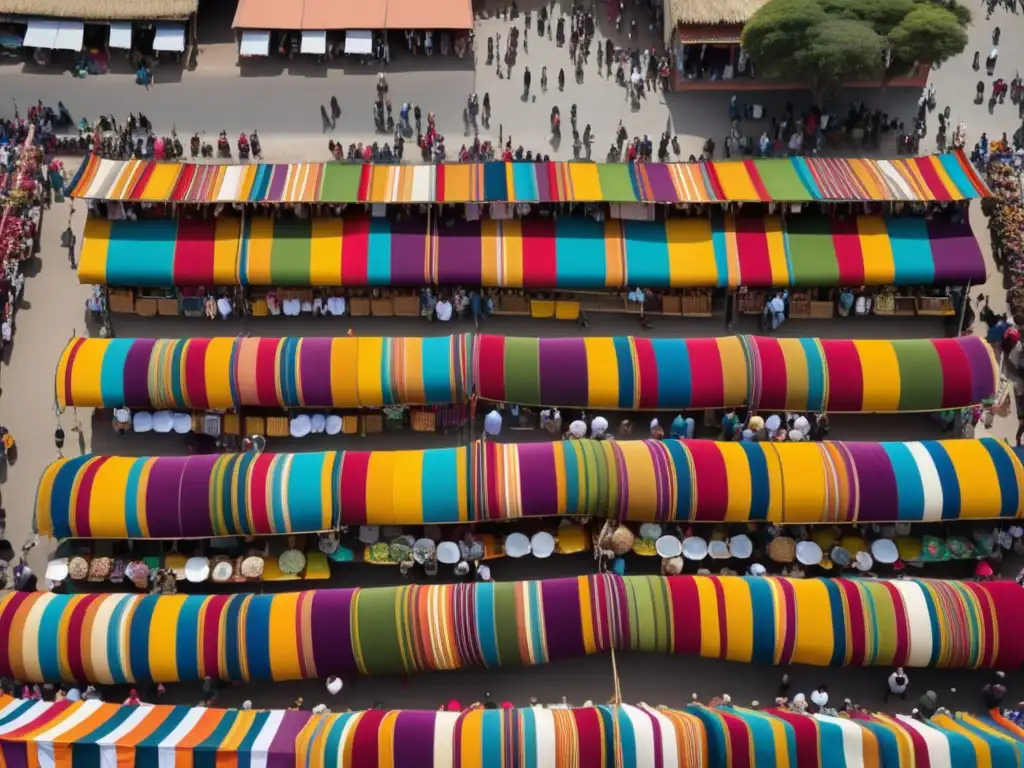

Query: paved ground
[1,0,1023,716]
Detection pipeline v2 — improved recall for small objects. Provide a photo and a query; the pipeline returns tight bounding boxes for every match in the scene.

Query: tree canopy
[740,0,968,100]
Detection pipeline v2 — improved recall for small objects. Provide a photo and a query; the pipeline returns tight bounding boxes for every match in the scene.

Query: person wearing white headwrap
[568,420,587,438]
[591,416,609,438]
[748,562,767,576]
[649,419,664,439]
[788,429,804,442]
[241,700,253,710]
[483,409,503,436]
[326,676,343,695]
[794,415,811,436]
[742,429,754,442]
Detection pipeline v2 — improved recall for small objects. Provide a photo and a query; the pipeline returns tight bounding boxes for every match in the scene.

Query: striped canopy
[0,576,1019,683]
[65,152,989,203]
[78,214,986,289]
[56,336,469,410]
[472,335,996,413]
[0,697,1022,768]
[34,439,1024,538]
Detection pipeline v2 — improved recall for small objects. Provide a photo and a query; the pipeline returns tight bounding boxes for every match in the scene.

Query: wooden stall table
[531,299,555,319]
[492,294,529,316]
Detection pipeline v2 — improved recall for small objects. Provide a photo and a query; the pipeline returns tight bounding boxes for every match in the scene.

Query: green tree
[888,5,969,69]
[741,0,968,101]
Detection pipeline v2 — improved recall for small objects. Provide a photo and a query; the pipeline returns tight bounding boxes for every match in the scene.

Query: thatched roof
[0,0,195,20]
[671,0,769,26]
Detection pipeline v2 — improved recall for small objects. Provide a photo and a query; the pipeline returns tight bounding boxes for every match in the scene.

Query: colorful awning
[472,335,996,412]
[35,446,470,538]
[1,576,1019,683]
[473,335,750,409]
[34,439,1024,538]
[55,336,468,410]
[0,696,1021,768]
[79,213,986,288]
[65,152,990,203]
[746,335,998,412]
[56,334,996,414]
[473,438,1024,524]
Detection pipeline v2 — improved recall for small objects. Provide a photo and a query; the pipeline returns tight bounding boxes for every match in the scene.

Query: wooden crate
[342,415,359,435]
[661,295,682,315]
[222,413,241,435]
[788,292,811,318]
[108,290,134,314]
[531,299,555,318]
[157,298,180,316]
[410,410,436,432]
[370,298,394,316]
[809,300,834,319]
[493,294,529,315]
[350,298,371,316]
[244,415,266,435]
[916,296,954,316]
[681,291,712,317]
[554,301,580,320]
[394,296,419,316]
[265,416,290,437]
[363,413,383,434]
[737,291,765,315]
[894,296,917,316]
[134,297,158,316]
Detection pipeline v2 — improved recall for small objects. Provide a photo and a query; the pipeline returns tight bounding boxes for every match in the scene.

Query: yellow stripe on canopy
[309,218,344,285]
[78,217,112,285]
[66,337,108,410]
[203,338,237,410]
[245,218,275,285]
[789,579,834,665]
[329,338,360,406]
[777,443,828,523]
[391,450,425,525]
[148,595,182,681]
[720,578,754,662]
[269,592,303,681]
[941,439,1003,518]
[777,340,812,412]
[853,340,901,412]
[356,339,385,406]
[666,218,718,287]
[584,337,620,409]
[857,216,896,284]
[89,457,135,538]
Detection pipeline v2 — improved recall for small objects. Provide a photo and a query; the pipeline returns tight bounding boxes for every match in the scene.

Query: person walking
[523,67,531,98]
[884,668,909,702]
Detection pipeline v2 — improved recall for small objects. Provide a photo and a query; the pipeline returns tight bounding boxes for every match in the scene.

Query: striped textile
[34,439,1024,537]
[77,214,986,289]
[55,336,469,410]
[65,152,989,204]
[1,576,1020,683]
[0,695,1022,768]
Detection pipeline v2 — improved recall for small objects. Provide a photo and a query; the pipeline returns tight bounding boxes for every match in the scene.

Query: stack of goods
[985,160,1024,314]
[0,143,42,350]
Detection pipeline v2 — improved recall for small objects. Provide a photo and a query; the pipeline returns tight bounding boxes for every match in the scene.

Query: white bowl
[655,535,683,559]
[729,534,753,559]
[682,537,708,560]
[531,532,555,558]
[184,556,210,582]
[504,532,531,558]
[796,541,823,565]
[437,541,461,564]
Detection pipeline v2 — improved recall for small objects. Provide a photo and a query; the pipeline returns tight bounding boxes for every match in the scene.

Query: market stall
[1,575,1020,682]
[745,335,998,412]
[34,439,1024,538]
[0,135,43,353]
[473,335,996,412]
[35,446,472,538]
[55,335,469,410]
[473,438,1024,523]
[1,695,1022,768]
[80,213,985,292]
[65,152,990,204]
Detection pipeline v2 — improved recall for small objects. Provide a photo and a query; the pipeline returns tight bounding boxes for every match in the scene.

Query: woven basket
[608,526,635,556]
[768,537,796,563]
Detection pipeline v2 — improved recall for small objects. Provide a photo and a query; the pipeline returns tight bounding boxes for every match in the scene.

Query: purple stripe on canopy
[536,163,555,203]
[959,336,998,404]
[266,165,289,202]
[515,443,560,518]
[308,588,357,677]
[434,222,483,285]
[845,442,900,522]
[927,220,986,284]
[298,338,334,408]
[538,338,588,406]
[266,711,307,766]
[178,454,219,537]
[144,457,188,537]
[541,577,586,660]
[389,220,430,285]
[393,712,437,768]
[642,164,677,202]
[122,338,157,408]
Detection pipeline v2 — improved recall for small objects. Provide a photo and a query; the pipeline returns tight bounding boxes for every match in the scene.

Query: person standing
[885,668,909,701]
[523,67,531,98]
